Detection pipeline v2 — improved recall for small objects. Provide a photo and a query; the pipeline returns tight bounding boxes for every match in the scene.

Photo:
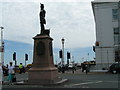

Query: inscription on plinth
[36,41,45,55]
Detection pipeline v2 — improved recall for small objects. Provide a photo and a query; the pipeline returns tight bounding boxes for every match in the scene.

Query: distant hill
[4,40,33,65]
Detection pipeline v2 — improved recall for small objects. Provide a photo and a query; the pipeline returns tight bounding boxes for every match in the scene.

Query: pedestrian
[62,65,65,73]
[2,65,8,76]
[22,65,25,73]
[19,63,23,74]
[6,64,8,68]
[0,64,3,85]
[7,62,15,84]
[81,63,85,72]
[72,64,76,74]
[72,67,75,74]
[85,64,88,74]
[6,64,9,76]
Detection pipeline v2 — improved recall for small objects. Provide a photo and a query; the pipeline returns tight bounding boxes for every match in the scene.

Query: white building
[91,0,120,70]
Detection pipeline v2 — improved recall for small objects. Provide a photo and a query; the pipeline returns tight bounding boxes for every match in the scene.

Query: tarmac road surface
[2,69,120,89]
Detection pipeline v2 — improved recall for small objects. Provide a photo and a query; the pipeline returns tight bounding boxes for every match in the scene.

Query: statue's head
[40,3,44,9]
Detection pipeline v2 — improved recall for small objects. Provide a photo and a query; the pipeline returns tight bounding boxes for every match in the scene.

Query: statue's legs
[40,23,45,34]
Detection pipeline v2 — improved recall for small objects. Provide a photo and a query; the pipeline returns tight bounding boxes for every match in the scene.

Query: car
[68,63,74,69]
[26,64,33,69]
[108,63,120,74]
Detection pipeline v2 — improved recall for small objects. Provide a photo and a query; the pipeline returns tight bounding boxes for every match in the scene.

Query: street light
[0,26,4,84]
[61,38,65,66]
[0,26,4,65]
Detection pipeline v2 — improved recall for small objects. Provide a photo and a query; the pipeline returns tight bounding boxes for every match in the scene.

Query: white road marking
[64,81,103,87]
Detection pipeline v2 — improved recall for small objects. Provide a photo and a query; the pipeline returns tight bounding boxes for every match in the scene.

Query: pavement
[1,69,119,90]
[2,69,109,85]
[60,69,109,74]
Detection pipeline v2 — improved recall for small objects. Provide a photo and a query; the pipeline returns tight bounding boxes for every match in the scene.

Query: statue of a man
[39,3,46,34]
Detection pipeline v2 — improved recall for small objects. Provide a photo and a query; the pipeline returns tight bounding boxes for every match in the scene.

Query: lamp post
[61,38,65,66]
[0,26,4,84]
[118,2,120,87]
[0,26,4,65]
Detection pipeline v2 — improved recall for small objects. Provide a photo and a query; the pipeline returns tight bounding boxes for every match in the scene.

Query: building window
[113,28,120,45]
[114,28,119,34]
[115,51,119,62]
[112,9,118,20]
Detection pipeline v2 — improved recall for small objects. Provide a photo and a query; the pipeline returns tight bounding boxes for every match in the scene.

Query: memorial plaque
[36,41,45,55]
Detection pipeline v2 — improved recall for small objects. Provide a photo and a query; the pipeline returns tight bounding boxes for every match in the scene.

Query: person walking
[2,65,8,76]
[85,64,88,74]
[7,62,15,84]
[22,65,25,73]
[85,63,90,74]
[81,63,86,72]
[19,63,23,74]
[0,64,3,85]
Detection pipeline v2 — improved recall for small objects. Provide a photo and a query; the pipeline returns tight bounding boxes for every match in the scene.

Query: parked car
[57,64,66,73]
[68,63,74,69]
[26,64,32,68]
[108,63,120,74]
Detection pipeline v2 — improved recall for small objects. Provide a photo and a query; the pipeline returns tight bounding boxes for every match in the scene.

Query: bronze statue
[39,3,46,34]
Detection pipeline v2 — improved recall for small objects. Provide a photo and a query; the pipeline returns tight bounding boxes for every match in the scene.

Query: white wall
[94,0,120,2]
[94,3,118,47]
[95,47,115,63]
[92,2,118,69]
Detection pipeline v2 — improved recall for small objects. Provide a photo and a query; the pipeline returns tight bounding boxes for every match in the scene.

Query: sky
[0,0,96,65]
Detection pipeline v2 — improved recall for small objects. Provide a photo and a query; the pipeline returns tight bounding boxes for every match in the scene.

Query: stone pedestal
[28,34,61,84]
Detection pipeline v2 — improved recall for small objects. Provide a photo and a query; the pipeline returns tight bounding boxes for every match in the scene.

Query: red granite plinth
[28,34,62,85]
[28,67,61,84]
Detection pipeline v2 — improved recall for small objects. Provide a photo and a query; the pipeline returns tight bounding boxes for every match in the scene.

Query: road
[1,69,120,90]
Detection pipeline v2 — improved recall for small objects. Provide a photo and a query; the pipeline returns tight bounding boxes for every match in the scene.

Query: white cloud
[94,0,120,2]
[2,2,39,44]
[1,0,94,3]
[1,2,95,48]
[45,2,95,48]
